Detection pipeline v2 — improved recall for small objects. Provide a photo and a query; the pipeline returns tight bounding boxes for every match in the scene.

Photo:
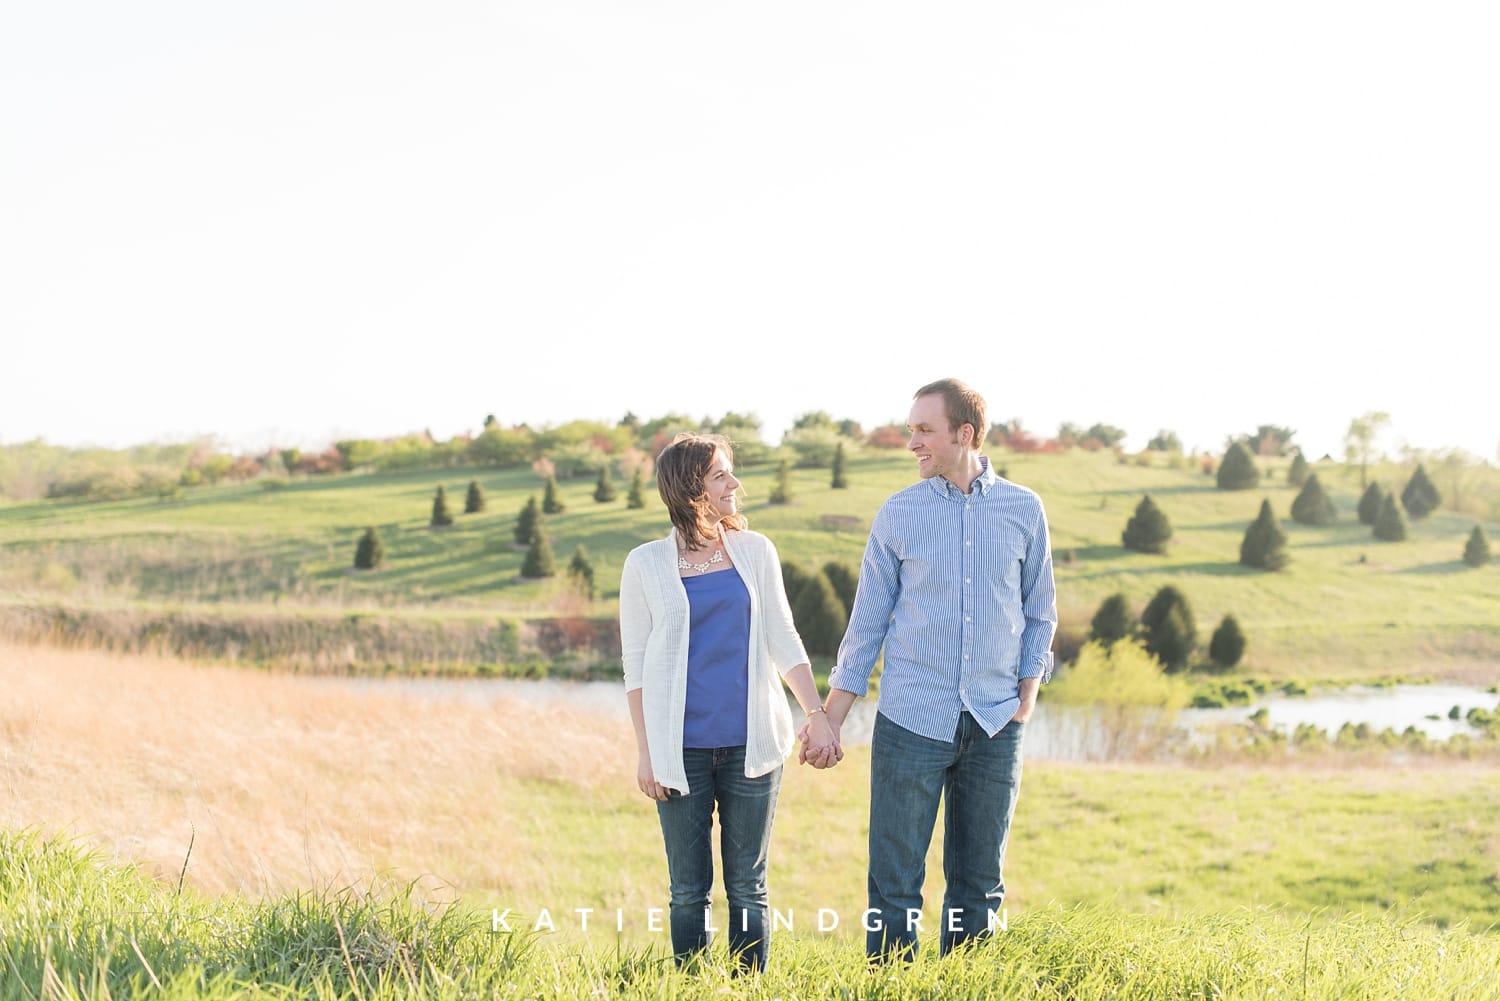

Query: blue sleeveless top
[681,569,751,748]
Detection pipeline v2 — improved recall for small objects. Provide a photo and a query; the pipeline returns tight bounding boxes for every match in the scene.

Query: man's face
[906,394,969,481]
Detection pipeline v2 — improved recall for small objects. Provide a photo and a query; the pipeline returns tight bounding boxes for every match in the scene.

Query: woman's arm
[627,687,670,801]
[782,662,840,767]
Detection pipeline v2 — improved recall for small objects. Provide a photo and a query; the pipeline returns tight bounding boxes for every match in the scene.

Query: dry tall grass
[0,640,635,900]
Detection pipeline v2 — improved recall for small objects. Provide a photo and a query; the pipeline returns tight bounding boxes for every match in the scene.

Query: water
[308,675,1499,761]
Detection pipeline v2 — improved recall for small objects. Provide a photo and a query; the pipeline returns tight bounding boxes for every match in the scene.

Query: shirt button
[965,540,972,546]
[963,654,970,660]
[965,616,971,622]
[965,577,971,584]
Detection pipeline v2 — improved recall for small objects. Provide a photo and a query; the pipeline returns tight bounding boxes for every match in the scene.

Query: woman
[619,432,839,974]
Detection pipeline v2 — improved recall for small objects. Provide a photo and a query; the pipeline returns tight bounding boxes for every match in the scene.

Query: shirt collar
[929,455,998,499]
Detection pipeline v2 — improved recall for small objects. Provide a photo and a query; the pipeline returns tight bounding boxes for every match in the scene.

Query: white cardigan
[619,528,810,794]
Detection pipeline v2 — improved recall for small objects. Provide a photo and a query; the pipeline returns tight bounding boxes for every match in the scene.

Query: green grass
[1,451,1496,681]
[5,830,1500,1000]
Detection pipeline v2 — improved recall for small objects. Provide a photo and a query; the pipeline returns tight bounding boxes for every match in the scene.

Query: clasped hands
[797,712,843,769]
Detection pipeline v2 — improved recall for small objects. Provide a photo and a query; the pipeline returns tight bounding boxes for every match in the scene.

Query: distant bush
[568,544,596,600]
[521,525,556,578]
[1047,639,1191,709]
[1373,493,1408,542]
[1209,614,1247,668]
[831,443,849,489]
[543,476,565,514]
[354,527,384,570]
[627,468,646,509]
[1217,442,1260,490]
[781,562,810,606]
[1287,451,1309,487]
[1400,464,1441,519]
[821,560,859,613]
[593,466,616,503]
[430,485,455,527]
[1290,473,1336,526]
[1462,525,1491,567]
[782,427,854,469]
[1090,593,1134,645]
[791,571,847,657]
[1357,482,1384,525]
[865,425,908,449]
[1240,498,1290,570]
[1141,585,1196,672]
[1121,495,1172,554]
[769,460,793,504]
[465,480,486,514]
[515,496,541,546]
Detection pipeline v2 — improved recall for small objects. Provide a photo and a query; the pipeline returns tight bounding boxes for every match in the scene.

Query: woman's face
[702,449,742,521]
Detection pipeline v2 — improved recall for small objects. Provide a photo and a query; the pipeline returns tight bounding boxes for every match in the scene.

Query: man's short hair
[914,378,987,450]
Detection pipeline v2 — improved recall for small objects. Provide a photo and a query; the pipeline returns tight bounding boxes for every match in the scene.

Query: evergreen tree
[1290,473,1336,526]
[1216,441,1260,490]
[568,544,596,599]
[791,570,848,657]
[831,442,849,489]
[821,561,859,613]
[1462,525,1492,568]
[464,479,486,514]
[1240,498,1291,570]
[627,468,646,509]
[1090,593,1133,645]
[543,475,565,514]
[522,524,556,577]
[781,561,810,606]
[430,485,455,527]
[1141,585,1196,671]
[1209,614,1247,668]
[769,459,793,504]
[1287,451,1309,487]
[353,527,384,569]
[593,466,617,503]
[1121,494,1173,554]
[1400,464,1441,519]
[514,495,540,545]
[1357,482,1384,525]
[1373,492,1408,541]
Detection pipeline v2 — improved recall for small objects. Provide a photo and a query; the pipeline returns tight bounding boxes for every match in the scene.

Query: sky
[4,1,1498,464]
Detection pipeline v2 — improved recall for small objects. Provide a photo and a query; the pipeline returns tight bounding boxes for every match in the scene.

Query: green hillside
[1,449,1495,682]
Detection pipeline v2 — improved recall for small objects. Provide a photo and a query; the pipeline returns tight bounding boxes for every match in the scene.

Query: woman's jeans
[867,711,1025,960]
[656,745,782,972]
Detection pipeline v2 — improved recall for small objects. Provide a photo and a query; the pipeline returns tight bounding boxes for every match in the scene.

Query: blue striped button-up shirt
[829,457,1057,742]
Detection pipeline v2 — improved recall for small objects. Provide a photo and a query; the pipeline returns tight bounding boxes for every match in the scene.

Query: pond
[309,676,1500,762]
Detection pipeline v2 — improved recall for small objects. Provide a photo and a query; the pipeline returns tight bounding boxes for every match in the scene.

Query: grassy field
[4,642,1500,999]
[1,449,1497,682]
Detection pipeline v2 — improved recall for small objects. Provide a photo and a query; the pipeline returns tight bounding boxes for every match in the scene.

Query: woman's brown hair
[656,432,747,549]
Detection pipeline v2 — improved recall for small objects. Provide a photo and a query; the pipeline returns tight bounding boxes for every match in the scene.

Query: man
[809,377,1057,960]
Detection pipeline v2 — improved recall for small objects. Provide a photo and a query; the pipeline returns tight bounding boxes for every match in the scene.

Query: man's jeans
[867,711,1025,959]
[656,745,782,972]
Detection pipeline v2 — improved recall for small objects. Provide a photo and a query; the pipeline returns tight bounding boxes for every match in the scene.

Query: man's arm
[1017,498,1058,686]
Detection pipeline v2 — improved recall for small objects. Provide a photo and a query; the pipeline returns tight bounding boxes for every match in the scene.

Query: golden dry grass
[0,640,635,900]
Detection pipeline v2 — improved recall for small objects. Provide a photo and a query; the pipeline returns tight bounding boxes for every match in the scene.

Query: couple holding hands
[619,378,1058,973]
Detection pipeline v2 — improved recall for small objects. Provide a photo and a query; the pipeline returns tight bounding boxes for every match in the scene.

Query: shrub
[1462,525,1491,567]
[1216,441,1260,490]
[1208,614,1247,668]
[514,495,541,546]
[769,459,793,504]
[821,561,859,613]
[831,442,848,489]
[521,525,556,578]
[1090,593,1133,645]
[1047,639,1191,709]
[1400,464,1441,519]
[791,570,847,657]
[593,466,616,503]
[1287,451,1309,487]
[568,544,596,599]
[1357,482,1384,525]
[464,479,486,514]
[1240,498,1290,570]
[1373,492,1408,541]
[1141,585,1196,672]
[1290,473,1336,526]
[543,475,565,514]
[430,485,455,527]
[353,527,384,570]
[627,468,646,509]
[781,562,810,606]
[1121,494,1172,554]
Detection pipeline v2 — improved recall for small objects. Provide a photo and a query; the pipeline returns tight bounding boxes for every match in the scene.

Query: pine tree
[514,495,540,545]
[1290,473,1336,526]
[769,459,793,504]
[1141,585,1196,671]
[1462,525,1492,568]
[1090,593,1133,645]
[831,442,848,489]
[1357,482,1384,525]
[522,524,556,577]
[1216,441,1260,490]
[781,562,810,606]
[1121,494,1173,554]
[1240,498,1290,570]
[593,466,617,503]
[353,527,384,570]
[430,485,455,527]
[1209,614,1247,668]
[1373,492,1408,541]
[543,475,565,514]
[1287,451,1309,488]
[791,571,848,657]
[627,468,646,509]
[821,561,859,613]
[1400,464,1441,520]
[464,479,486,514]
[568,544,596,599]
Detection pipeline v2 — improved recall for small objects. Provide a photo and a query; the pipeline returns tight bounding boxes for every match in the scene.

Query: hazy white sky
[4,1,1497,462]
